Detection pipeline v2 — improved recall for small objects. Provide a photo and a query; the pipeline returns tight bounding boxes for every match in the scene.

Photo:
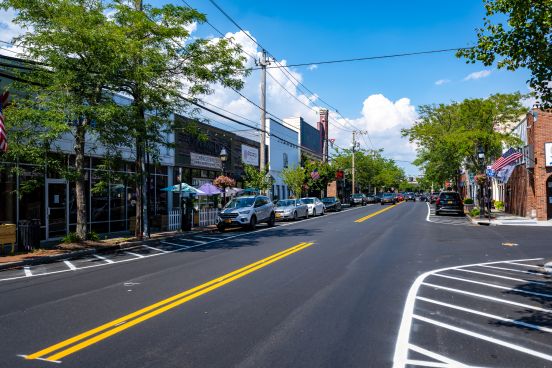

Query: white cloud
[435,79,450,86]
[307,64,318,71]
[0,9,27,56]
[464,70,492,81]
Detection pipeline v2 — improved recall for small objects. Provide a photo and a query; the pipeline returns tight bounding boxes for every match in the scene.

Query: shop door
[547,176,552,220]
[46,179,68,239]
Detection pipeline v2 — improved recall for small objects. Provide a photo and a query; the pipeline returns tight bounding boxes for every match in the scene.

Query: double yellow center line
[355,202,401,223]
[25,241,315,363]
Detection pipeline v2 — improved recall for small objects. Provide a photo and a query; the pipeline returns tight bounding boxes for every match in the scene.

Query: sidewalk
[467,210,552,227]
[0,225,217,270]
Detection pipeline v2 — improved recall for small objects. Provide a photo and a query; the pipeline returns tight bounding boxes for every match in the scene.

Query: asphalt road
[1,202,551,368]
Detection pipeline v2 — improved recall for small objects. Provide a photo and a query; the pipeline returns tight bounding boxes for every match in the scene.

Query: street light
[220,147,228,206]
[477,145,485,220]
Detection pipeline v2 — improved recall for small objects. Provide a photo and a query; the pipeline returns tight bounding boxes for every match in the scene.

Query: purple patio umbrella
[197,183,222,196]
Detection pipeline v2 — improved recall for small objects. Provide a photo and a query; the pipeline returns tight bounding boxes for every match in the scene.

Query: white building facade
[266,118,300,200]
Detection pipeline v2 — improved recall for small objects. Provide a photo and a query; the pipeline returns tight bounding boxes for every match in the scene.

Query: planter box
[464,204,475,214]
[0,224,17,255]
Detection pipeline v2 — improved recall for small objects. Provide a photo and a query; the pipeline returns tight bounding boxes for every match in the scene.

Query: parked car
[381,193,397,205]
[322,197,342,212]
[274,199,309,220]
[405,193,416,202]
[365,195,380,204]
[217,195,275,231]
[429,192,440,204]
[301,197,325,216]
[350,193,367,206]
[435,191,464,216]
[419,193,428,202]
[396,193,404,202]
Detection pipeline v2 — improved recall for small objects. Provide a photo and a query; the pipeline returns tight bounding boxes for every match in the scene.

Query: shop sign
[545,142,552,167]
[241,144,259,166]
[190,152,221,170]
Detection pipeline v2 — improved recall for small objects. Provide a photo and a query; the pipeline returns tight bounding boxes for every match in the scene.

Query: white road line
[63,260,77,270]
[426,202,431,222]
[125,251,144,258]
[141,244,169,253]
[506,261,541,269]
[392,257,543,368]
[192,235,223,241]
[404,360,449,367]
[93,254,114,264]
[422,282,552,314]
[432,273,552,299]
[413,314,552,362]
[160,240,190,248]
[417,296,552,334]
[23,266,32,277]
[480,264,547,276]
[454,268,546,285]
[408,344,470,367]
[176,238,207,244]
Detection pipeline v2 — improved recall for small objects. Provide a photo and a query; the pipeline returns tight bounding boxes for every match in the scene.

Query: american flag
[0,92,7,153]
[310,169,320,180]
[491,148,522,171]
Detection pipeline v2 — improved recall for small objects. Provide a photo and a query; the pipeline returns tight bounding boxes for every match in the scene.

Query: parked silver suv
[216,195,275,231]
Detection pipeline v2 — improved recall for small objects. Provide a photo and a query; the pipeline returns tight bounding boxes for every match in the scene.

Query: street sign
[486,168,495,177]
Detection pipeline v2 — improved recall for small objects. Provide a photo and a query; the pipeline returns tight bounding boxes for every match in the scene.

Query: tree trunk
[74,122,87,239]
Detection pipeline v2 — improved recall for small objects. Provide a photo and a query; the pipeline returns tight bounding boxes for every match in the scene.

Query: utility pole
[351,130,367,195]
[258,49,270,173]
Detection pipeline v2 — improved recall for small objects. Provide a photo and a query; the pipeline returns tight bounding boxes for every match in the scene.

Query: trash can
[18,219,41,251]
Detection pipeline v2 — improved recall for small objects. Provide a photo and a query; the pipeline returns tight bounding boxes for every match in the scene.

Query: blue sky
[1,1,532,175]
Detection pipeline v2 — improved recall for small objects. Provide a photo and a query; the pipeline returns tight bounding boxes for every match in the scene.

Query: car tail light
[436,198,440,205]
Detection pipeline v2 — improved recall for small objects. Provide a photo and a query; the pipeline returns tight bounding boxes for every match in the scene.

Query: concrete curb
[0,228,216,271]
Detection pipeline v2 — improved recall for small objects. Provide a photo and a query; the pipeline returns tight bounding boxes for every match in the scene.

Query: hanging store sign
[190,152,221,170]
[241,144,259,166]
[545,143,552,167]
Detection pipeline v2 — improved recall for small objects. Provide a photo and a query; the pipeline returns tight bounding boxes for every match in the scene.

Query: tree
[2,0,127,240]
[457,0,552,107]
[243,164,272,193]
[281,165,305,198]
[403,93,525,187]
[107,1,247,238]
[303,160,335,196]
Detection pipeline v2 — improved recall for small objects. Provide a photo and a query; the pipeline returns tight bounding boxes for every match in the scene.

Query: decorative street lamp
[477,145,485,220]
[220,147,228,205]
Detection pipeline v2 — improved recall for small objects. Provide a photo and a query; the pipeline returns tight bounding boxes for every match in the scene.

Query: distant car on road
[396,193,404,202]
[301,197,325,216]
[429,192,440,204]
[381,193,397,205]
[322,197,342,212]
[217,195,275,231]
[435,191,464,216]
[350,193,368,206]
[419,193,428,202]
[365,195,380,204]
[405,193,416,202]
[274,199,309,220]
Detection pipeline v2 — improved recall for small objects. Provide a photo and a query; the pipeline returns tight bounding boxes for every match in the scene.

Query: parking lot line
[141,244,169,253]
[125,251,144,258]
[455,268,547,285]
[481,264,547,276]
[93,254,114,264]
[413,314,552,362]
[192,235,223,241]
[422,282,552,314]
[178,238,206,244]
[404,360,449,367]
[417,296,552,334]
[24,266,32,277]
[408,344,470,367]
[506,261,541,268]
[64,261,77,271]
[433,273,552,299]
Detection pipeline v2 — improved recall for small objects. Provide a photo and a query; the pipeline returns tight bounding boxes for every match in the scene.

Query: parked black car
[322,197,342,212]
[419,193,428,202]
[381,193,397,205]
[350,193,367,206]
[405,193,416,202]
[435,191,464,216]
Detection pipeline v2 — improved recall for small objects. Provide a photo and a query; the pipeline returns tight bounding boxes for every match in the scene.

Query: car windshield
[352,194,363,198]
[301,198,314,204]
[322,198,335,203]
[276,200,295,207]
[383,194,395,198]
[224,197,255,209]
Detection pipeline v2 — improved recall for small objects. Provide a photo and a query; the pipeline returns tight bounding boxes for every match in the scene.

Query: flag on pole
[310,169,320,180]
[491,148,522,172]
[0,92,8,153]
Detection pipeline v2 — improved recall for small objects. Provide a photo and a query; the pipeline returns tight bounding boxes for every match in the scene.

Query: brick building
[504,109,552,220]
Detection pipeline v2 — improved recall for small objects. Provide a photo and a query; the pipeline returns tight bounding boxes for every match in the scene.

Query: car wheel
[381,202,384,206]
[321,208,325,215]
[293,211,297,221]
[249,215,257,230]
[313,209,317,217]
[267,212,276,227]
[304,211,309,219]
[435,210,440,216]
[217,224,225,232]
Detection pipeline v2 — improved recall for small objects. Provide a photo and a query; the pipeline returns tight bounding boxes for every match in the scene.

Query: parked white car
[300,197,325,216]
[274,199,309,220]
[217,196,275,231]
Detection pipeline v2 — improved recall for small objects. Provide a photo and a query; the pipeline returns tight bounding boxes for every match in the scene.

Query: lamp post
[220,147,228,206]
[477,145,485,220]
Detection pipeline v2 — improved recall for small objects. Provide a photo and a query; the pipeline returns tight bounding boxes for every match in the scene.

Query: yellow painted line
[27,241,314,362]
[354,202,401,223]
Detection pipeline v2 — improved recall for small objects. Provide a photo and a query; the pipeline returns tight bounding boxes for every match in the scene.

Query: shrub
[62,232,81,244]
[86,231,100,241]
[464,198,474,204]
[469,208,480,217]
[494,200,505,211]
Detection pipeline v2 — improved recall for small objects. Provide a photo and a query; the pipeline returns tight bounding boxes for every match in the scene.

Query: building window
[283,153,288,168]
